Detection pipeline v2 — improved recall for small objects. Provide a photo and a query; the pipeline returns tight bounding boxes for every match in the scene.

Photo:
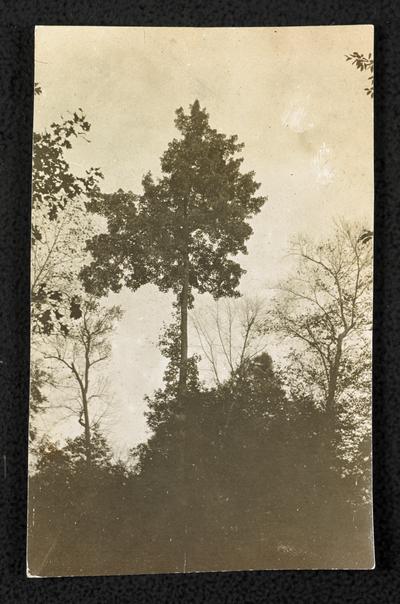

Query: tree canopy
[31,93,103,337]
[81,101,266,396]
[82,100,266,300]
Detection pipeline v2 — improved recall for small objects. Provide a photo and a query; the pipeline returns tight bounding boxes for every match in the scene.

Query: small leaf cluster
[345,52,374,97]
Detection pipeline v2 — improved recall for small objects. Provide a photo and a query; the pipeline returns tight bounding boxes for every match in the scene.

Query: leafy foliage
[269,221,373,485]
[31,94,103,336]
[346,52,374,97]
[32,110,102,223]
[29,362,52,442]
[359,229,373,244]
[29,346,373,574]
[30,89,108,442]
[82,101,265,301]
[28,430,137,576]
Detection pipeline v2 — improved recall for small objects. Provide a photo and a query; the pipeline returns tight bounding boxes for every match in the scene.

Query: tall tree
[269,221,372,416]
[30,86,103,440]
[268,219,373,487]
[44,298,123,466]
[81,100,266,398]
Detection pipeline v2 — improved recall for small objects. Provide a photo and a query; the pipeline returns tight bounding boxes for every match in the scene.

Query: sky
[33,26,374,453]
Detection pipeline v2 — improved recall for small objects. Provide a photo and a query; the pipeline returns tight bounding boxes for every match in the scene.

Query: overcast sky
[33,26,373,453]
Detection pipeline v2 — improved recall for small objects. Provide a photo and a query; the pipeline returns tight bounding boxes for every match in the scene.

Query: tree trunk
[178,255,189,399]
[177,201,190,571]
[326,334,344,417]
[82,394,92,467]
[178,197,190,400]
[325,334,345,463]
[177,254,190,572]
[83,342,92,467]
[72,360,92,467]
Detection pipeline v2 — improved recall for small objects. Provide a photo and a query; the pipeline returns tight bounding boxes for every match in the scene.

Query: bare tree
[44,298,123,466]
[269,220,372,420]
[191,297,268,384]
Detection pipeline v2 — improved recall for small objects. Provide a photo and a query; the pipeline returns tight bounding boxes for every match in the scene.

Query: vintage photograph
[28,25,374,575]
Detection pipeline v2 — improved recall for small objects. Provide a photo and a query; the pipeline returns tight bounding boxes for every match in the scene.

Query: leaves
[358,230,373,244]
[69,296,83,320]
[82,101,266,303]
[32,107,103,226]
[345,51,374,98]
[31,90,104,340]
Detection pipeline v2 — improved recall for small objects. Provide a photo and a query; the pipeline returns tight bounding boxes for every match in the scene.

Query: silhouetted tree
[44,299,123,466]
[267,220,373,564]
[81,100,266,400]
[269,221,372,422]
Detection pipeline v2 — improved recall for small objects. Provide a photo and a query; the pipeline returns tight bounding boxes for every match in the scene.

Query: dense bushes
[28,352,372,575]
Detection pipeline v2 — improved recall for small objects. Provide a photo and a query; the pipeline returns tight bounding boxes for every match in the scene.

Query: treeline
[28,343,372,574]
[28,95,373,575]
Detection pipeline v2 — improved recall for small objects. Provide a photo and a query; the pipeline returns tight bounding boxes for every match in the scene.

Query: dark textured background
[0,1,399,601]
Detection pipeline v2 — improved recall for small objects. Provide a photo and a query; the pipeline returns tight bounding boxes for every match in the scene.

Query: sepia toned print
[28,25,374,576]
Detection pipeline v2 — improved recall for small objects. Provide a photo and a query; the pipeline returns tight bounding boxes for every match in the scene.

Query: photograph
[28,25,374,576]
